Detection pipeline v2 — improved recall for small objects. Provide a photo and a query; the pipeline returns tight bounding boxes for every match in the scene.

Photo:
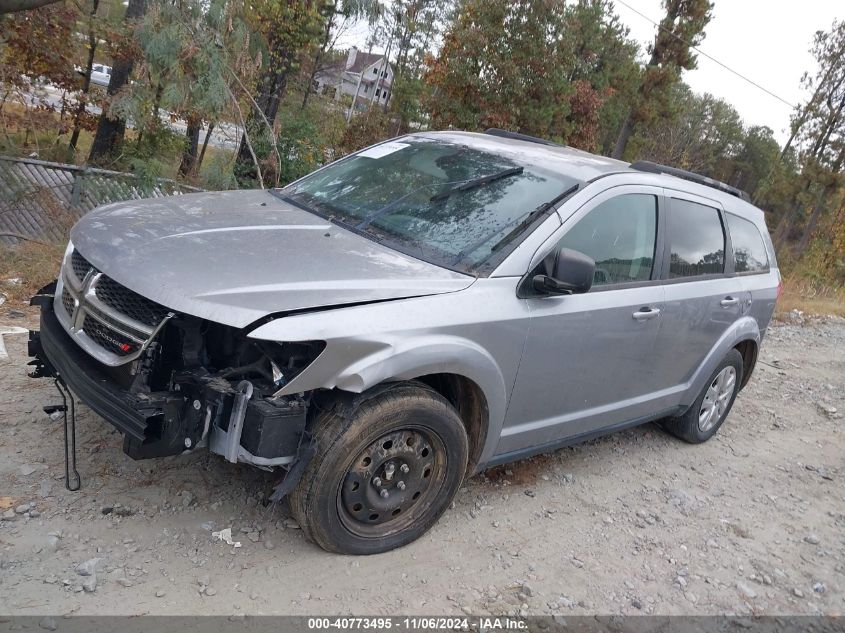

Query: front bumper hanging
[28,284,310,485]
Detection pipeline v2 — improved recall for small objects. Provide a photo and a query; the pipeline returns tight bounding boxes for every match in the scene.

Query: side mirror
[532,247,595,295]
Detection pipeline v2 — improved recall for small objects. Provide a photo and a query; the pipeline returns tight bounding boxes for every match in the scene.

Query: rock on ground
[0,316,843,615]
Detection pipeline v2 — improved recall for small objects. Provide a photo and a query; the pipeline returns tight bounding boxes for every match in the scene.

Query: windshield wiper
[429,166,524,202]
[449,183,581,266]
[489,183,580,253]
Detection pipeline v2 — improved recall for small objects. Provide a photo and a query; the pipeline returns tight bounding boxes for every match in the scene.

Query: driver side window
[556,194,657,287]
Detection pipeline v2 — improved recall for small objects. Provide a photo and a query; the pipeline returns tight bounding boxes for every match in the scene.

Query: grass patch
[0,101,97,165]
[775,278,845,318]
[0,241,65,311]
[776,291,845,318]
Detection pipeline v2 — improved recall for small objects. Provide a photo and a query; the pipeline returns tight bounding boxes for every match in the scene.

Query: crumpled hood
[70,190,474,329]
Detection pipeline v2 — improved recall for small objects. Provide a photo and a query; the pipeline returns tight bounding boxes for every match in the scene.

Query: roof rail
[483,128,563,147]
[630,160,751,202]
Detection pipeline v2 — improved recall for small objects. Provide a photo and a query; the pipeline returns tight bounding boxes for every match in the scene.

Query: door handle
[720,296,739,307]
[632,307,660,321]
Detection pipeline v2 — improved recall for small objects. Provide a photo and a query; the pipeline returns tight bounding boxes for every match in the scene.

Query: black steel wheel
[338,427,446,537]
[290,383,468,555]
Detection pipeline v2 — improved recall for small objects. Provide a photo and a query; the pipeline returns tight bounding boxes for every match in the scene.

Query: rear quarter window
[667,199,725,278]
[726,213,769,273]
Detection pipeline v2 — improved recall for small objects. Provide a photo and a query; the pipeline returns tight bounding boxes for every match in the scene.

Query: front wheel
[661,349,744,443]
[289,383,468,555]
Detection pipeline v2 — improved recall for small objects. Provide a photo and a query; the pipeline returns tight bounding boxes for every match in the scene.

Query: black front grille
[71,249,93,282]
[95,276,169,327]
[61,287,75,317]
[82,316,138,356]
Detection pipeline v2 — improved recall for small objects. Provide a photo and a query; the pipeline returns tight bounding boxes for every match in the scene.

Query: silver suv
[30,130,779,554]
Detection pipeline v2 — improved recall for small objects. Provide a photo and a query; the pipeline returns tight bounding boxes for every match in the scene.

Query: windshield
[275,136,580,274]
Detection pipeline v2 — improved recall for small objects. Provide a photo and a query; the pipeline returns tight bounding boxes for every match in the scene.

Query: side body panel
[497,284,665,454]
[247,277,533,469]
[497,184,668,455]
[655,276,747,391]
[250,175,779,472]
[649,190,743,390]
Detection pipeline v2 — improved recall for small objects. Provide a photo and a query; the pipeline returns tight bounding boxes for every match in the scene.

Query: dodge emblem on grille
[58,255,172,366]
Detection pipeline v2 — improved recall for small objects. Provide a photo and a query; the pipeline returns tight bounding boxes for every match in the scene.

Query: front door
[498,188,669,456]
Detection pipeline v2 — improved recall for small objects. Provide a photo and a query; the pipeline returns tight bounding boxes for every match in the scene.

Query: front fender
[249,325,510,468]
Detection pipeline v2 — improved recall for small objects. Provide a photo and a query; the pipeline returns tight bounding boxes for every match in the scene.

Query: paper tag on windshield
[358,141,410,159]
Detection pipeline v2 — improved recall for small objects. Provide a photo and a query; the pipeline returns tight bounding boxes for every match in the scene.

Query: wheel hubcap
[339,428,442,535]
[698,366,737,432]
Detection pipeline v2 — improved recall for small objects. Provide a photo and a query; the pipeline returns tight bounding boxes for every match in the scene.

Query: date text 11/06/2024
[306,617,527,630]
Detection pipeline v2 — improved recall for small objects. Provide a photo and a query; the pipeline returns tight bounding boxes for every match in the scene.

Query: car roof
[414,131,630,182]
[414,130,764,221]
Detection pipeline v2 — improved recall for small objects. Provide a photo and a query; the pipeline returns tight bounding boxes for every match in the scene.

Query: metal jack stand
[44,378,81,491]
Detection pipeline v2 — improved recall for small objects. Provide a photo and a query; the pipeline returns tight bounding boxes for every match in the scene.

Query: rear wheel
[290,383,468,555]
[662,349,743,443]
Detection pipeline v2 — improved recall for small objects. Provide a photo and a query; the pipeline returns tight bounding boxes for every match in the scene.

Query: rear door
[650,192,744,394]
[498,187,668,455]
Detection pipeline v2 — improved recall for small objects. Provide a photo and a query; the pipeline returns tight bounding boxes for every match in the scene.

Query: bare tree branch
[226,65,283,188]
[223,82,264,189]
[0,0,63,14]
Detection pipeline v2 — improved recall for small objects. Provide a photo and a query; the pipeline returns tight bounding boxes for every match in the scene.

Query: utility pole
[369,15,396,108]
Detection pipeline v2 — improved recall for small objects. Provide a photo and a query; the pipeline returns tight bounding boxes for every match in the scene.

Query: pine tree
[425,0,638,145]
[774,20,845,250]
[611,0,713,160]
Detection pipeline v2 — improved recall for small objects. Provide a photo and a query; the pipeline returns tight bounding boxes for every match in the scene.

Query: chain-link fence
[0,156,203,245]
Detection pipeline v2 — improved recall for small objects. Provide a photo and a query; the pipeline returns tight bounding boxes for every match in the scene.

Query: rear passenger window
[668,199,725,278]
[557,194,657,286]
[726,213,769,273]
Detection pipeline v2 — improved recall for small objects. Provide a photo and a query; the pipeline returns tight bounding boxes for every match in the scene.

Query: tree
[611,0,713,159]
[630,85,743,176]
[0,0,62,14]
[773,20,845,250]
[425,0,638,146]
[0,0,82,157]
[233,0,325,184]
[729,125,781,196]
[558,0,640,152]
[87,0,149,163]
[0,2,80,94]
[69,0,101,152]
[386,0,454,134]
[121,0,252,177]
[426,0,570,135]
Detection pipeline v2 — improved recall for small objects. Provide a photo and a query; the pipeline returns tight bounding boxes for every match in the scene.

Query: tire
[662,349,744,444]
[289,382,469,555]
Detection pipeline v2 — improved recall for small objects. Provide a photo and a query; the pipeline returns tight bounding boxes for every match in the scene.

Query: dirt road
[1,314,842,616]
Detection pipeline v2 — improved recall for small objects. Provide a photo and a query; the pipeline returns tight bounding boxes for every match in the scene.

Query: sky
[612,0,842,144]
[337,1,843,145]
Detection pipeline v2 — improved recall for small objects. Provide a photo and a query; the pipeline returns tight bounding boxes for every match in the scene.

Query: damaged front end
[28,246,324,480]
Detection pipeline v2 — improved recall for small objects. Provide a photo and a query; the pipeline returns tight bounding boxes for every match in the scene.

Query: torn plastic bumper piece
[29,283,308,470]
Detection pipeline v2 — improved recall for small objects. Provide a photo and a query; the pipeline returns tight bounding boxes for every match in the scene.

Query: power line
[614,0,798,110]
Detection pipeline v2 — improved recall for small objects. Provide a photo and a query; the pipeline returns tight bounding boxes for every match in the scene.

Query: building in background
[314,47,393,111]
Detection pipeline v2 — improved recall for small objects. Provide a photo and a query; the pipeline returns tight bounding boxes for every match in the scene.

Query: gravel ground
[0,313,843,616]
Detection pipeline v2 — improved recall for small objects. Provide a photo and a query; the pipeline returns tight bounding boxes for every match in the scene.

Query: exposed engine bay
[29,274,324,472]
[115,313,323,464]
